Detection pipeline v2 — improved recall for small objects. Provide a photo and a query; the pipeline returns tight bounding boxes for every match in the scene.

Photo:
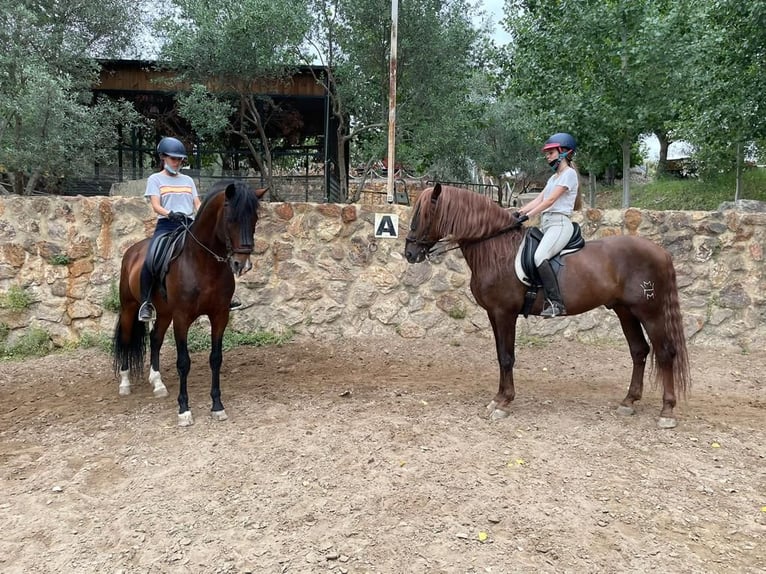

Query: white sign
[374,213,399,238]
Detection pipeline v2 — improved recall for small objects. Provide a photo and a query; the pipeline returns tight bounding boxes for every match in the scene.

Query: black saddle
[518,223,585,317]
[146,226,188,300]
[520,222,585,285]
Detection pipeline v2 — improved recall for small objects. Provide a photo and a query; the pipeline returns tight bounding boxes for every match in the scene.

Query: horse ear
[225,183,237,199]
[432,183,442,202]
[255,187,268,199]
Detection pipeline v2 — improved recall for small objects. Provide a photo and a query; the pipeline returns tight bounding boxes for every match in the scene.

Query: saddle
[146,226,188,300]
[513,223,585,317]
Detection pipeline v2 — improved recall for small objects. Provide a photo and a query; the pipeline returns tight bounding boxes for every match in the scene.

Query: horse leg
[113,305,148,396]
[147,318,171,398]
[613,306,650,416]
[171,320,194,426]
[117,310,134,396]
[485,313,518,421]
[208,315,228,421]
[115,309,137,396]
[642,318,680,429]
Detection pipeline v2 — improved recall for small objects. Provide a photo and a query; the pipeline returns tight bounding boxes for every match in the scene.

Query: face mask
[548,150,570,171]
[165,164,179,175]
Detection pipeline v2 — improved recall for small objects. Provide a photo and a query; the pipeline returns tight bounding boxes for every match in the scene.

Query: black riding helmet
[156,137,188,159]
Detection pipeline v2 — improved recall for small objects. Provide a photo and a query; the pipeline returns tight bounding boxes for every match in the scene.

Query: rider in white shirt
[515,132,581,317]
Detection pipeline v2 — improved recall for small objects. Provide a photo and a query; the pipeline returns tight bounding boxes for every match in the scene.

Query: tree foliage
[304,0,488,200]
[505,0,698,206]
[0,0,145,195]
[158,0,312,199]
[680,1,766,177]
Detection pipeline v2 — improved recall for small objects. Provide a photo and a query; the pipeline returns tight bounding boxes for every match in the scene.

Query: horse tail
[654,252,691,398]
[112,313,147,380]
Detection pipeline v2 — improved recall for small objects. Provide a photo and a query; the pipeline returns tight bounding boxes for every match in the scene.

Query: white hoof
[148,369,167,398]
[657,416,677,429]
[178,411,194,427]
[118,370,131,396]
[211,409,228,422]
[489,408,509,421]
[616,405,635,416]
[485,400,497,415]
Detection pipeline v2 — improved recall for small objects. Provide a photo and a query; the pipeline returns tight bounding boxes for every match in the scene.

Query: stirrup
[541,300,566,318]
[138,301,156,322]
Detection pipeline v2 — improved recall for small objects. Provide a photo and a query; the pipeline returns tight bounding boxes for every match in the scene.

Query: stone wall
[0,196,763,351]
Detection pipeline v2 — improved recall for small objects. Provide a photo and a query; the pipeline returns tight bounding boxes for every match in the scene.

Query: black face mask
[548,150,570,171]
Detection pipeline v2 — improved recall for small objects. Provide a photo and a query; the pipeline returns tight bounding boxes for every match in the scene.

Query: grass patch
[48,253,72,265]
[448,306,467,320]
[102,281,121,313]
[75,332,114,354]
[0,285,33,311]
[0,327,53,360]
[181,324,294,354]
[593,168,766,210]
[516,334,548,348]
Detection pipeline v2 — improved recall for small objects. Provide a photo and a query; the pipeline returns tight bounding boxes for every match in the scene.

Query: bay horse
[113,180,267,426]
[404,184,691,428]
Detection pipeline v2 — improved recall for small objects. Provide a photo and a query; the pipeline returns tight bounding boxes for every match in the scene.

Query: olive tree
[0,0,145,195]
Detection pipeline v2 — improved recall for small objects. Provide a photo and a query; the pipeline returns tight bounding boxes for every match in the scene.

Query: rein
[177,200,253,264]
[426,220,522,257]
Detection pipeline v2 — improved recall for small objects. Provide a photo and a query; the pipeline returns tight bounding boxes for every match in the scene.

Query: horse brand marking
[641,280,655,300]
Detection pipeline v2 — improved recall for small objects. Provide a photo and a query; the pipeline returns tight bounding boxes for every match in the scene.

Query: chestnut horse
[113,180,266,426]
[404,184,691,428]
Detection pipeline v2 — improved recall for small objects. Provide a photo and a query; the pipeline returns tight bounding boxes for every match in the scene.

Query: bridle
[176,199,254,264]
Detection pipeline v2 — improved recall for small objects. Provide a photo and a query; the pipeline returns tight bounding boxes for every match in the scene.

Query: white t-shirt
[144,172,199,219]
[542,166,579,215]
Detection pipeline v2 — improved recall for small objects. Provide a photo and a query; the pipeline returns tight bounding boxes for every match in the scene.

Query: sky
[480,0,512,44]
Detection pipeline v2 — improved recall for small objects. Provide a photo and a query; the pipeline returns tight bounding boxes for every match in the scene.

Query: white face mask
[163,156,183,175]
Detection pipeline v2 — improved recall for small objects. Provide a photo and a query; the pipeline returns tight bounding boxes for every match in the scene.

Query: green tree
[159,0,312,199]
[304,0,489,200]
[680,0,766,198]
[505,0,692,207]
[0,0,145,195]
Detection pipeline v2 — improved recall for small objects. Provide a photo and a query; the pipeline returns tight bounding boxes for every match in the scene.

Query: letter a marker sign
[374,213,399,238]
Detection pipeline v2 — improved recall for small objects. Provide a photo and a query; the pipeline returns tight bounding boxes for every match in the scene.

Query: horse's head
[203,181,268,275]
[404,184,444,263]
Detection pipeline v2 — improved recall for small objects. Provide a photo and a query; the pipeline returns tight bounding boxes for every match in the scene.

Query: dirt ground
[0,333,764,574]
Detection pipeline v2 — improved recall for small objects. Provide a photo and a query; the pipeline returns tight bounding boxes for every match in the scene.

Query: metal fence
[62,145,329,202]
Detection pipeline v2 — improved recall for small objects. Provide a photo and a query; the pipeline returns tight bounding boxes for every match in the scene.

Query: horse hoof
[657,417,677,429]
[489,408,509,421]
[178,411,194,427]
[616,405,635,416]
[153,386,168,398]
[485,400,497,415]
[118,385,131,396]
[211,409,228,422]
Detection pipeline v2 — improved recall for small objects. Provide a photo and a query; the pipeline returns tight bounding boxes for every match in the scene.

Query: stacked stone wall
[0,196,763,351]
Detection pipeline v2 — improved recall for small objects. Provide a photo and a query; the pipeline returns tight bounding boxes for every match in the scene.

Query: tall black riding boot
[137,263,156,322]
[537,259,566,318]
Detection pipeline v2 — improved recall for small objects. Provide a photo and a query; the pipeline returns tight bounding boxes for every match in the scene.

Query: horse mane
[198,180,260,226]
[415,185,523,267]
